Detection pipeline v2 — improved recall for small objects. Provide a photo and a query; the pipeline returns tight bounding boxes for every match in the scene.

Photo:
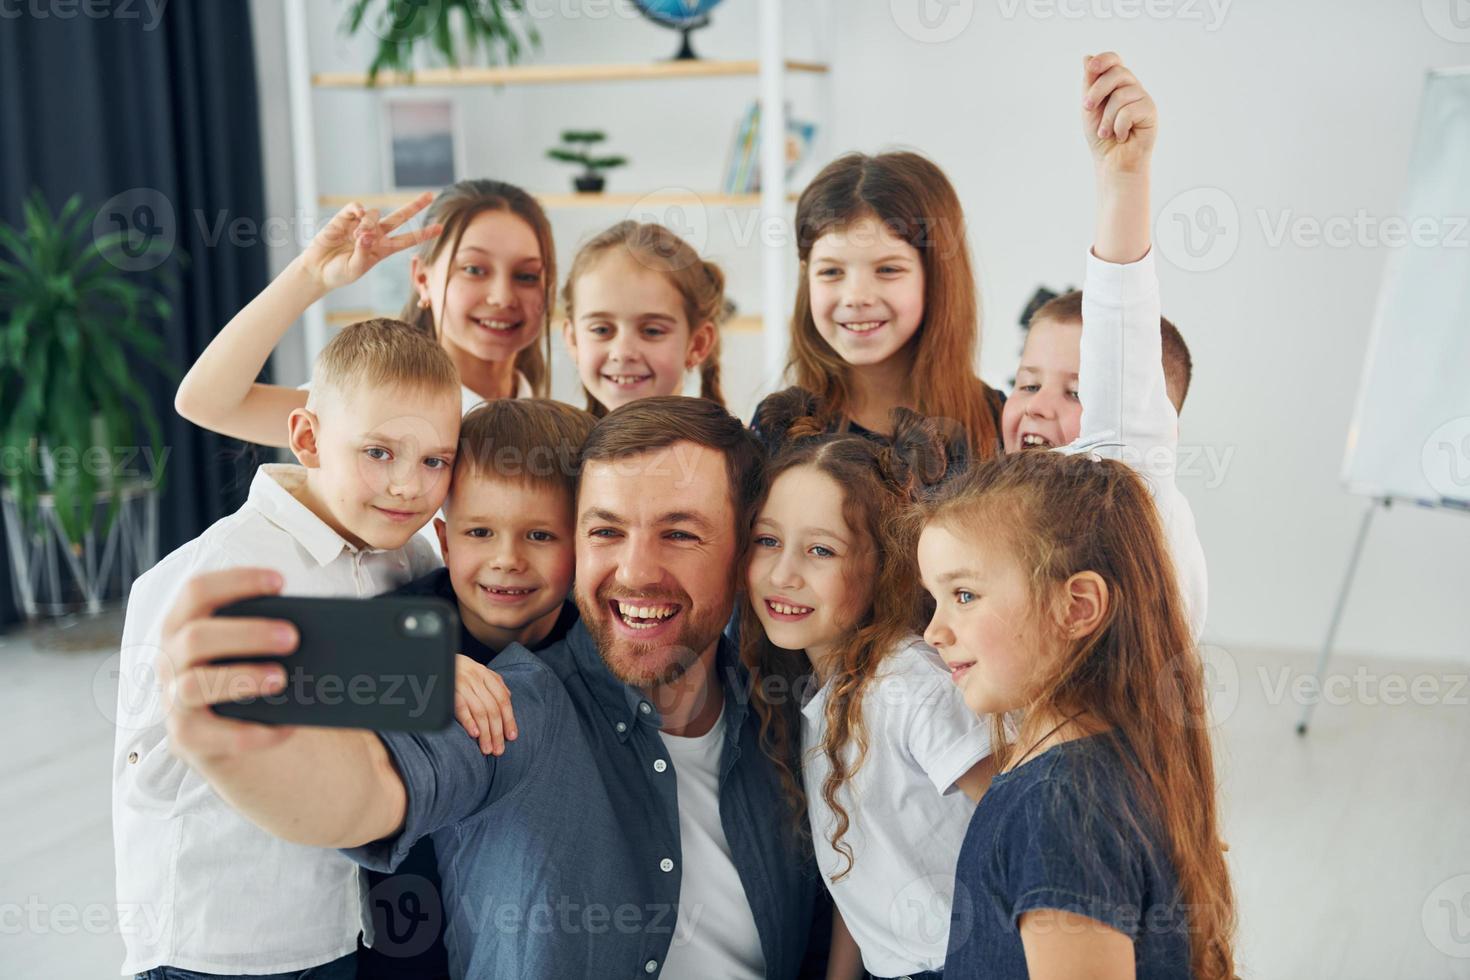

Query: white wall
[820,0,1470,667]
[251,0,1470,665]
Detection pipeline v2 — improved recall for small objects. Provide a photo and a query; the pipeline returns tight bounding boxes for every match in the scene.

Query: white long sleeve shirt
[111,464,440,975]
[1072,248,1209,639]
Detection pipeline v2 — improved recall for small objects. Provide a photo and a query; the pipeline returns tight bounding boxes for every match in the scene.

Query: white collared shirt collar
[247,463,370,567]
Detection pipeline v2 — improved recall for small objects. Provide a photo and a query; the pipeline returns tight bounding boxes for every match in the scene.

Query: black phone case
[213,595,457,732]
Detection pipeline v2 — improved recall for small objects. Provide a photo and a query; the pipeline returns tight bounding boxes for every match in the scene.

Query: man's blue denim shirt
[343,620,826,979]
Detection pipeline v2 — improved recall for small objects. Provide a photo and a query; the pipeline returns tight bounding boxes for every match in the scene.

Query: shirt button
[659,857,674,873]
[653,759,667,773]
[644,959,658,973]
[127,751,139,764]
[615,721,628,734]
[639,702,652,715]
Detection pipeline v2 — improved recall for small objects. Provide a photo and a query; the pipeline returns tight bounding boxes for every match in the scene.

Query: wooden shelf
[325,309,764,333]
[318,191,797,210]
[325,309,385,327]
[313,59,828,89]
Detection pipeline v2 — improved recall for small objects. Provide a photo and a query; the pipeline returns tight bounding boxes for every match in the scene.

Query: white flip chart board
[1342,68,1470,509]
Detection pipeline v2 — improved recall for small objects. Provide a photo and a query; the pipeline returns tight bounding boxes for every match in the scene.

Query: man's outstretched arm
[159,568,406,848]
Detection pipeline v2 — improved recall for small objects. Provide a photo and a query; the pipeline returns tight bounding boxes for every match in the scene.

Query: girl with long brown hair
[176,180,556,447]
[742,389,996,980]
[911,56,1231,978]
[918,449,1236,980]
[751,150,1004,474]
[560,220,724,416]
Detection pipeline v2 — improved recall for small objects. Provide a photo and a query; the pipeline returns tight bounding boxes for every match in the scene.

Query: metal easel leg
[1297,497,1386,736]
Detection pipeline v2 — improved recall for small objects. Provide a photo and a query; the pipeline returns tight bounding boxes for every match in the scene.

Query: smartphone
[212,595,457,732]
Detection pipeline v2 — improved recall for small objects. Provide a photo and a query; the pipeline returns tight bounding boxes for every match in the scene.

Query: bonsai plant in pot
[0,192,175,618]
[341,0,541,85]
[546,131,629,194]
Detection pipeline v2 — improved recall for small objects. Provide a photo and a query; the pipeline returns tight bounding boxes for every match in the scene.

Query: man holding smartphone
[155,397,828,979]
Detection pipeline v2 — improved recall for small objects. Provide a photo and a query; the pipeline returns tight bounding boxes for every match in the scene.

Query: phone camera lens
[401,611,443,638]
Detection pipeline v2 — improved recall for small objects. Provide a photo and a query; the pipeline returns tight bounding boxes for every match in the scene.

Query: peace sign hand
[298,191,443,292]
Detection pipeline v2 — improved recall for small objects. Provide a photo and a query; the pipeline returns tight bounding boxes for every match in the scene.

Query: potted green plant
[0,192,176,618]
[341,0,541,85]
[546,131,629,194]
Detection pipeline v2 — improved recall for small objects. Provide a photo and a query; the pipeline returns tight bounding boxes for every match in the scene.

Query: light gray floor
[1,613,1467,979]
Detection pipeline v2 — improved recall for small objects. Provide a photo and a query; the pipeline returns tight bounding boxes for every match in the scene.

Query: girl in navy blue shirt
[915,445,1237,980]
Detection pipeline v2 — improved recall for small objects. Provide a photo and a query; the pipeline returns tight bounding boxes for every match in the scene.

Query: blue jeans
[135,952,356,980]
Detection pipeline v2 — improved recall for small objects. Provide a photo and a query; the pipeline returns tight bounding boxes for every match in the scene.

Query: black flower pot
[574,175,606,193]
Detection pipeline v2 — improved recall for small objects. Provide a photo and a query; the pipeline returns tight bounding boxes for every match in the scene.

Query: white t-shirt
[111,464,440,974]
[657,704,766,980]
[801,636,990,976]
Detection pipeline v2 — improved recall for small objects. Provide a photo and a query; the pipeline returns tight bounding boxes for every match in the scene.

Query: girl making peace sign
[176,180,556,446]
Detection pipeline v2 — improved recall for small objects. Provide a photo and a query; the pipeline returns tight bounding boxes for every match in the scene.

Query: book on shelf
[721,101,817,194]
[722,102,757,194]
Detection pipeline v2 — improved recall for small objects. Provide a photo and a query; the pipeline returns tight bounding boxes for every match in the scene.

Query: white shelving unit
[281,0,829,389]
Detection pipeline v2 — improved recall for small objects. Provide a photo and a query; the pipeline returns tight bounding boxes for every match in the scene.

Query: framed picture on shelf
[381,97,464,191]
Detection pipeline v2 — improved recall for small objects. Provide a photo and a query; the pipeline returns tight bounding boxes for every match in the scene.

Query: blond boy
[112,319,460,978]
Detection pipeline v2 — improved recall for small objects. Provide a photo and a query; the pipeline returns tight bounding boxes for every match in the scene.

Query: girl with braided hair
[741,388,998,980]
[560,220,726,416]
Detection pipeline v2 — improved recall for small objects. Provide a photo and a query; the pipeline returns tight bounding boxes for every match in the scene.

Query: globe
[630,0,727,60]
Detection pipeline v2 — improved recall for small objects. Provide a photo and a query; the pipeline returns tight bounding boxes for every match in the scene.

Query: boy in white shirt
[1008,291,1192,425]
[999,150,1209,638]
[113,317,462,979]
[1001,264,1210,641]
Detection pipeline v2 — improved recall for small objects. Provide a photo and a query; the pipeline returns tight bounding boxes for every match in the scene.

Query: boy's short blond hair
[312,317,459,404]
[452,399,596,502]
[1029,291,1193,413]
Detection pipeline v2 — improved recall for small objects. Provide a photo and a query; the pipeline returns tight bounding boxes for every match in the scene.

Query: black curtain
[0,1,270,630]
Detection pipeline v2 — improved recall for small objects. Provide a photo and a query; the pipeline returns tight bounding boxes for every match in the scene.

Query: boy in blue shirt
[359,397,594,979]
